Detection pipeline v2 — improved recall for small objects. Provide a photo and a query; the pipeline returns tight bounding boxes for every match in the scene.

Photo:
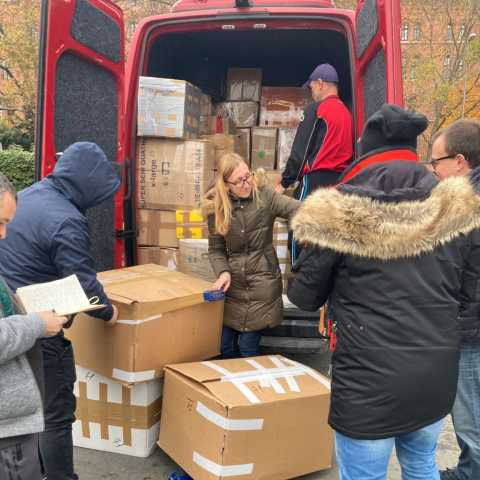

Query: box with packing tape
[199,94,212,136]
[138,247,179,271]
[277,127,297,171]
[179,239,216,283]
[207,116,237,135]
[212,101,259,128]
[137,209,208,249]
[226,68,262,102]
[273,220,291,295]
[136,136,215,211]
[158,356,333,480]
[67,265,224,387]
[73,365,163,457]
[137,77,201,139]
[251,127,278,170]
[237,128,251,165]
[265,170,295,198]
[200,134,244,169]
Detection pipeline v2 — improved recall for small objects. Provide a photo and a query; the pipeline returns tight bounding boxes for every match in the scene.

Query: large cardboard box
[138,247,179,271]
[138,77,201,139]
[251,127,278,170]
[277,127,297,170]
[273,220,291,294]
[212,101,259,128]
[259,87,313,128]
[158,356,333,480]
[136,137,215,211]
[199,94,212,136]
[265,170,295,198]
[200,134,244,169]
[73,365,163,457]
[226,68,262,102]
[179,239,216,283]
[67,265,224,386]
[137,209,208,248]
[208,116,237,135]
[237,128,251,165]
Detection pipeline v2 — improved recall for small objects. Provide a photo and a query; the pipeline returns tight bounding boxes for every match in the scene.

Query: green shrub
[0,145,35,192]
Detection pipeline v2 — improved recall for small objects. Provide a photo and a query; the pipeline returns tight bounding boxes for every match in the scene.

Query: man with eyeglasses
[430,119,480,480]
[275,64,353,262]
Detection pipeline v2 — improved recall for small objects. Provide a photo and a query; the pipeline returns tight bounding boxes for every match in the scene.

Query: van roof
[171,0,336,13]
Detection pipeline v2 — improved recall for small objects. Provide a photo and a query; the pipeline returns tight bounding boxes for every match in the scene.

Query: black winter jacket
[288,153,480,440]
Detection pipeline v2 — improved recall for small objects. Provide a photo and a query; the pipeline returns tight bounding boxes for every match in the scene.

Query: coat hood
[292,174,480,261]
[48,142,121,211]
[200,168,269,218]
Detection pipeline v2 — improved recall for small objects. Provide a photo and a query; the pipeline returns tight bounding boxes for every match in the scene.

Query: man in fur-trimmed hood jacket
[287,104,480,480]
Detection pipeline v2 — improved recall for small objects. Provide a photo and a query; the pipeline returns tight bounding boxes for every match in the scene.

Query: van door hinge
[115,229,139,240]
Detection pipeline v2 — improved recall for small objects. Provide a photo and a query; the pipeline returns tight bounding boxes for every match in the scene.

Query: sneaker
[440,468,461,480]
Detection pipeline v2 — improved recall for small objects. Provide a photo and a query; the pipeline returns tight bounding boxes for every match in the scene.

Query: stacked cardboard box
[208,116,236,135]
[138,247,179,271]
[137,77,201,139]
[179,239,216,283]
[273,219,292,294]
[212,101,259,128]
[251,126,278,170]
[201,133,244,169]
[265,170,295,197]
[237,128,251,165]
[159,356,333,479]
[277,127,297,171]
[199,94,212,136]
[226,68,262,102]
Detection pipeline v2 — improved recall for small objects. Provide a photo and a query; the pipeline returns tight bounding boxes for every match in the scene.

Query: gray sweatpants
[0,434,42,480]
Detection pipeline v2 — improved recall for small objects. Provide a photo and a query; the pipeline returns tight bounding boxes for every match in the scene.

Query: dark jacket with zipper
[458,165,480,345]
[287,151,480,440]
[201,169,301,332]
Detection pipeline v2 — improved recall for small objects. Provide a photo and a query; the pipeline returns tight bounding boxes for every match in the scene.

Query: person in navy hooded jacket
[0,142,121,480]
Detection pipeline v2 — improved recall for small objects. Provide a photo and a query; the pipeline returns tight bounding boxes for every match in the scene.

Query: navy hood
[49,142,121,210]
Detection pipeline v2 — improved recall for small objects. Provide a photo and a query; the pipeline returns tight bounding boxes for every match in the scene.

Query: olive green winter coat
[201,169,301,332]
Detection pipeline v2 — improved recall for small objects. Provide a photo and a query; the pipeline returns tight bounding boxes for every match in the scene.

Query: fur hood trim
[200,168,268,218]
[292,176,480,260]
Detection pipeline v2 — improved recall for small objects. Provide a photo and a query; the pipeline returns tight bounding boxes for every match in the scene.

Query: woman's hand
[212,272,231,292]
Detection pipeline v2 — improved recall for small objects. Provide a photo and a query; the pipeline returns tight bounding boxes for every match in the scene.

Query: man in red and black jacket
[275,64,353,261]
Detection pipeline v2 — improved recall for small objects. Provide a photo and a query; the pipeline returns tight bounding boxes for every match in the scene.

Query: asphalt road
[74,352,460,480]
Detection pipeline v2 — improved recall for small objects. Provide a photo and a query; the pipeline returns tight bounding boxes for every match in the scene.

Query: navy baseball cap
[302,64,339,88]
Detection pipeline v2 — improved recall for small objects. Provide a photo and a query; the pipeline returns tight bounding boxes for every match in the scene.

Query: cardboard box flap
[97,264,213,314]
[165,356,330,407]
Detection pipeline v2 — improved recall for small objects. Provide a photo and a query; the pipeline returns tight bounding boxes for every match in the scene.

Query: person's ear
[457,154,469,171]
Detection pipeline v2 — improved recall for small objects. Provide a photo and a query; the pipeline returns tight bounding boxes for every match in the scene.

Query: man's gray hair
[0,173,17,203]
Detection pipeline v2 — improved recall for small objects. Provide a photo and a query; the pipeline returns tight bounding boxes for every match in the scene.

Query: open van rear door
[35,0,126,271]
[355,0,403,134]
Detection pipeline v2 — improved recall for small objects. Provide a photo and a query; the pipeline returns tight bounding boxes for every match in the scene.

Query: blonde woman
[201,153,301,358]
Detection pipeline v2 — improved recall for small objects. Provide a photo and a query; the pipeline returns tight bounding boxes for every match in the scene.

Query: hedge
[0,145,35,192]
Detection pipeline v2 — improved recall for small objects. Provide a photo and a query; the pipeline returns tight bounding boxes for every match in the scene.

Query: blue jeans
[451,345,480,480]
[335,419,445,480]
[220,326,263,358]
[40,336,79,480]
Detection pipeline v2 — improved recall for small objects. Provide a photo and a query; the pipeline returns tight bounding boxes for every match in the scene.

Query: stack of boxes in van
[136,76,216,283]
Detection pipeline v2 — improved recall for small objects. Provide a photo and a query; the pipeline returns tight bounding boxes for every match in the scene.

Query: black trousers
[289,170,342,263]
[0,434,42,480]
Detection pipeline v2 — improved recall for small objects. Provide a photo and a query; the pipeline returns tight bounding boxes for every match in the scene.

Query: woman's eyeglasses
[225,173,255,188]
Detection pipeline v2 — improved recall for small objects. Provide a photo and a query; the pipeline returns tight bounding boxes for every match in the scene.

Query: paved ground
[74,352,460,479]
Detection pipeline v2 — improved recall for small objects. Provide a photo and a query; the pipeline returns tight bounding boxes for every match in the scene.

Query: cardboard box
[265,171,295,198]
[199,94,212,136]
[200,134,244,169]
[67,265,224,386]
[138,77,201,139]
[259,87,313,128]
[137,210,208,248]
[251,127,278,170]
[158,356,333,480]
[208,116,237,135]
[179,239,216,283]
[277,127,297,171]
[226,68,262,102]
[136,137,215,211]
[73,365,163,457]
[273,220,291,294]
[237,128,251,165]
[138,247,179,271]
[212,101,259,128]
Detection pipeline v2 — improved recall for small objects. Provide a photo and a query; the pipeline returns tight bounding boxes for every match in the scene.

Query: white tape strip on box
[201,357,330,404]
[193,452,254,477]
[196,402,263,431]
[116,313,163,325]
[112,369,156,383]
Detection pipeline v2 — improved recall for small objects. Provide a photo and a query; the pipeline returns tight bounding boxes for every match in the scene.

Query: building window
[401,24,409,42]
[1,63,9,80]
[458,24,466,41]
[402,56,407,80]
[413,25,420,41]
[458,59,463,72]
[443,55,451,78]
[410,65,418,81]
[446,24,453,41]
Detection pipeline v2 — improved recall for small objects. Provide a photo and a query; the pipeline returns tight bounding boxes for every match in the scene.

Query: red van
[34,0,403,351]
